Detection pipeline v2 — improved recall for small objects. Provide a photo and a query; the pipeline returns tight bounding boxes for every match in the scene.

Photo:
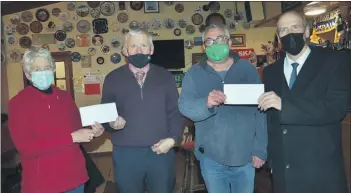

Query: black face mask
[128,54,150,68]
[280,33,305,56]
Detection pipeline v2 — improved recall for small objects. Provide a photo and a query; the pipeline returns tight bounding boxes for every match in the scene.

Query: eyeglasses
[204,35,229,47]
[31,66,52,72]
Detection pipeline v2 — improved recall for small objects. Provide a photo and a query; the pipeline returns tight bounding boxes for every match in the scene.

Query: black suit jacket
[263,47,351,193]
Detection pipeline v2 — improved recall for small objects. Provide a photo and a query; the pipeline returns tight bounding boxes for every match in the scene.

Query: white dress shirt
[283,47,311,83]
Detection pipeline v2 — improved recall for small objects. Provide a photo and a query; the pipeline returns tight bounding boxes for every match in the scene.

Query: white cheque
[224,84,264,105]
[79,103,118,127]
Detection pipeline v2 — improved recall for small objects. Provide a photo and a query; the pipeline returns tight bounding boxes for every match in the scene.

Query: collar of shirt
[283,47,311,83]
[128,63,150,82]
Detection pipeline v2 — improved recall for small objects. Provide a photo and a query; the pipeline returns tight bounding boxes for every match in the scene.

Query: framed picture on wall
[230,34,246,47]
[144,1,159,13]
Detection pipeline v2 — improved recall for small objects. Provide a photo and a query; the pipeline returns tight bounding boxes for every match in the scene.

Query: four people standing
[7,11,350,193]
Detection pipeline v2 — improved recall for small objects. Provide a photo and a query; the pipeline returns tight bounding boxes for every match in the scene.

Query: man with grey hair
[258,11,350,193]
[94,29,184,193]
[178,25,267,193]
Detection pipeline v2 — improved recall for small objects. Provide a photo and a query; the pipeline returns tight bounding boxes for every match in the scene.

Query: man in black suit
[258,11,351,193]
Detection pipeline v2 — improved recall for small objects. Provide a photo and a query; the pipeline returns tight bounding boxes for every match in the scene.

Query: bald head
[276,11,309,39]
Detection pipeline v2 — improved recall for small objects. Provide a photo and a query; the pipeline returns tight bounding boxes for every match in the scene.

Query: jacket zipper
[140,86,143,100]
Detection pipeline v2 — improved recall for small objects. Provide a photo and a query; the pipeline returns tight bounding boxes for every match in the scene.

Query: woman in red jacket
[8,47,104,193]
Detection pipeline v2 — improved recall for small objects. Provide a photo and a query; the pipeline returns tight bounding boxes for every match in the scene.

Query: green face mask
[205,44,230,62]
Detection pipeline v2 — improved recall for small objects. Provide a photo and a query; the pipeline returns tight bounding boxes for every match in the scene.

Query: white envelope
[224,84,264,105]
[79,103,118,127]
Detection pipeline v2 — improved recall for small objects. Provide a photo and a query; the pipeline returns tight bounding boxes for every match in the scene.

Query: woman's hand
[71,129,95,143]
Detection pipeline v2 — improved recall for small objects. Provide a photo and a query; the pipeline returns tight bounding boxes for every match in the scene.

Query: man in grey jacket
[178,25,267,193]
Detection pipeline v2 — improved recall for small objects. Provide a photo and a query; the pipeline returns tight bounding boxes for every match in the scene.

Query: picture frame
[144,1,159,13]
[230,34,246,47]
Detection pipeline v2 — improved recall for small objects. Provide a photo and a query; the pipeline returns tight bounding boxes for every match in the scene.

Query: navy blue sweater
[101,64,184,147]
[178,59,267,166]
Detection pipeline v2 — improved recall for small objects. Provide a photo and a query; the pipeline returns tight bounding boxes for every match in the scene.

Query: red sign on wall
[232,48,255,59]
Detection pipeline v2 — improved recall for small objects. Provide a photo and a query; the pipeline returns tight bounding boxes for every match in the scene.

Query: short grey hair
[122,29,154,55]
[202,24,230,41]
[23,46,55,73]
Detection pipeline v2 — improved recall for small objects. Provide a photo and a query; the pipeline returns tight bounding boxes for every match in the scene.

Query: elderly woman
[8,47,104,193]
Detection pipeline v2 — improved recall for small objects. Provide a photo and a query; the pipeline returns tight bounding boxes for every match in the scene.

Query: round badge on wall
[67,2,76,11]
[87,1,101,9]
[65,38,75,48]
[54,30,67,41]
[173,28,181,36]
[101,45,111,54]
[111,37,121,49]
[110,53,121,64]
[16,23,30,35]
[130,1,144,11]
[21,11,33,22]
[191,13,203,25]
[77,20,90,33]
[97,57,104,65]
[175,4,184,13]
[76,5,90,17]
[90,8,100,18]
[71,52,81,62]
[100,1,115,16]
[19,36,32,48]
[52,8,61,17]
[92,35,103,46]
[7,36,17,45]
[88,47,96,56]
[30,21,43,33]
[35,9,50,22]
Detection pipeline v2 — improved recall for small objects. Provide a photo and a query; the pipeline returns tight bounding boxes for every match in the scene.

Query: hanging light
[304,2,327,16]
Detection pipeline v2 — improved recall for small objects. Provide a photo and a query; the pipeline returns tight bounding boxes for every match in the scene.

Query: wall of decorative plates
[2,1,277,104]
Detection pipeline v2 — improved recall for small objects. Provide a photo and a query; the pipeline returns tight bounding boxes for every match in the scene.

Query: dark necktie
[135,72,145,87]
[289,62,299,89]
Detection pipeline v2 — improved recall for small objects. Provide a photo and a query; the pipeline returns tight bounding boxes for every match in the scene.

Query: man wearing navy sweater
[178,25,267,193]
[95,29,184,193]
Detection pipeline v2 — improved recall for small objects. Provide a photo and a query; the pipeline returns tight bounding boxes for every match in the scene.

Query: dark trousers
[112,146,175,193]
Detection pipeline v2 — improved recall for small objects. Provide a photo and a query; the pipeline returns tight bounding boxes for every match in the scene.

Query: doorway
[23,51,74,99]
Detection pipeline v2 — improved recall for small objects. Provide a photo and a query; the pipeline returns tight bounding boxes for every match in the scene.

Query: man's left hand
[152,138,175,154]
[258,91,281,111]
[252,156,265,168]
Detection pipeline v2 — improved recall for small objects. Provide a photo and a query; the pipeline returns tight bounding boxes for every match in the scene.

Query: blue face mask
[31,71,54,90]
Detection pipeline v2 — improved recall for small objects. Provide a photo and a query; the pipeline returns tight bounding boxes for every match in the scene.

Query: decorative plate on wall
[54,30,67,41]
[151,19,162,30]
[90,8,100,18]
[87,1,101,9]
[7,49,22,62]
[92,18,108,34]
[65,38,75,48]
[185,25,195,34]
[7,36,17,45]
[191,13,203,25]
[101,45,111,54]
[71,52,81,62]
[110,53,121,64]
[174,28,181,36]
[92,34,103,46]
[117,13,129,23]
[58,43,66,51]
[77,20,90,33]
[67,2,76,11]
[35,9,50,22]
[76,5,90,17]
[19,36,32,48]
[63,22,74,32]
[178,19,187,28]
[199,24,206,33]
[30,21,43,33]
[16,23,30,35]
[88,47,96,56]
[208,1,220,12]
[110,37,121,49]
[129,21,139,30]
[10,15,21,25]
[130,1,144,11]
[59,12,70,21]
[202,5,209,11]
[21,11,33,22]
[52,8,61,17]
[175,4,184,13]
[164,19,174,29]
[100,1,115,16]
[224,9,233,18]
[97,57,104,65]
[139,21,149,30]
